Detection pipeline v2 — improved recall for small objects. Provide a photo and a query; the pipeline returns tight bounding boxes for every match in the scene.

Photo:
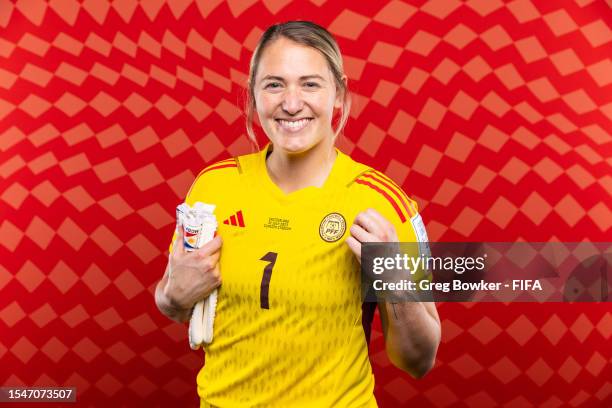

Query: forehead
[256,37,331,80]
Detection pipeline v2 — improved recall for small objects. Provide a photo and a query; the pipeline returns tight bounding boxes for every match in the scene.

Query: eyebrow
[261,74,326,82]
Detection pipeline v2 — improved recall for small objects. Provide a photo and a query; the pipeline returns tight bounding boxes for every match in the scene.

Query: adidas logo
[222,210,245,227]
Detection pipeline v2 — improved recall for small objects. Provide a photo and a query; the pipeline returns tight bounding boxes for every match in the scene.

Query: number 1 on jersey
[260,252,277,309]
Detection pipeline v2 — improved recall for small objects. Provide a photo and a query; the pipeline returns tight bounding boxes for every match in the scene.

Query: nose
[281,86,303,115]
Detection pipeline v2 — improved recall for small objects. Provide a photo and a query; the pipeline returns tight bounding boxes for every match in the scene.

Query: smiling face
[253,37,343,155]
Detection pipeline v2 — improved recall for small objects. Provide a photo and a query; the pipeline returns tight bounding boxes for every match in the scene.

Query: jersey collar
[257,143,348,202]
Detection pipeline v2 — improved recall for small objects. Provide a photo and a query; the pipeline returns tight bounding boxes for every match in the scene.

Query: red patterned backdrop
[1,0,611,407]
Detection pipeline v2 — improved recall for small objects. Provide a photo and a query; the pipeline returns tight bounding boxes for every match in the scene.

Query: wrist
[161,282,192,315]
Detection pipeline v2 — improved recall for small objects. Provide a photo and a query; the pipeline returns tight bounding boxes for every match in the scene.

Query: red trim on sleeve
[361,172,415,218]
[373,171,419,215]
[355,179,407,223]
[200,161,237,175]
[187,159,237,197]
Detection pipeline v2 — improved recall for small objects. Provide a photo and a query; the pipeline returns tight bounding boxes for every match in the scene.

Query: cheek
[255,99,269,116]
[309,93,336,117]
[254,92,276,115]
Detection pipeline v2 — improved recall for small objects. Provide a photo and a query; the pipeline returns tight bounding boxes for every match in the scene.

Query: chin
[271,132,318,155]
[276,139,312,155]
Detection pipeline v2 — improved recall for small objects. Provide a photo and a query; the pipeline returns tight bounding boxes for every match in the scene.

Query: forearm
[378,300,440,378]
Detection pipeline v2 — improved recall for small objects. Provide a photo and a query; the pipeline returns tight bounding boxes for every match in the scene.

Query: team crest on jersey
[319,213,346,242]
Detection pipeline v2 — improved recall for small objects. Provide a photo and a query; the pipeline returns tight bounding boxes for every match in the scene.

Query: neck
[266,140,337,194]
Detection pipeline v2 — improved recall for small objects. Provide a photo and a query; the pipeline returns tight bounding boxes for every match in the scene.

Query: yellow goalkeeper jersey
[171,144,427,408]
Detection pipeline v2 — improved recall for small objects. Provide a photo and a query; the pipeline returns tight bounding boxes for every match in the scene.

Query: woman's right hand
[163,225,223,311]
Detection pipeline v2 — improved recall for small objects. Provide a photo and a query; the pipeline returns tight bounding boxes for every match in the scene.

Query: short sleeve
[351,169,431,283]
[351,169,424,240]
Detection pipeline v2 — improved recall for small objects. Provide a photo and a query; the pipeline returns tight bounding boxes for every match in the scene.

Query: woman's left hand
[346,208,398,263]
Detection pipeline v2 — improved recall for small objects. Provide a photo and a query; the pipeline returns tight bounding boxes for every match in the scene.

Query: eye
[264,82,282,89]
[304,82,320,88]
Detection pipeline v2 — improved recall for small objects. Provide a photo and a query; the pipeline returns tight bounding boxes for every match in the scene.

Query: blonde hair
[245,21,351,147]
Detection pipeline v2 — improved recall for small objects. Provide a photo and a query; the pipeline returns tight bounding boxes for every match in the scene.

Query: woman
[155,20,440,407]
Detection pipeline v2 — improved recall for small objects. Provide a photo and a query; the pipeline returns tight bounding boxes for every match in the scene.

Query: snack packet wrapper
[175,202,218,349]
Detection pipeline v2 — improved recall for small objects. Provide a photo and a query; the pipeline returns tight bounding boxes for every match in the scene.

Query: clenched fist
[163,225,223,311]
[346,208,398,263]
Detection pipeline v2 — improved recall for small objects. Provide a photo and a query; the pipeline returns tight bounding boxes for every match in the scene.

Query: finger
[171,222,185,257]
[196,235,223,258]
[366,208,392,230]
[365,211,388,236]
[202,251,221,270]
[346,236,362,262]
[366,209,398,241]
[354,211,384,238]
[193,252,219,274]
[350,223,378,243]
[211,264,222,285]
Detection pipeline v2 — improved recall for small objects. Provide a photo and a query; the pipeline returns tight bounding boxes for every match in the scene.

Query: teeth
[278,118,311,131]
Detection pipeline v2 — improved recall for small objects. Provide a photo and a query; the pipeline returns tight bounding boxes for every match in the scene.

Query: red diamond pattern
[11,337,37,364]
[93,308,123,331]
[15,260,45,292]
[2,2,611,407]
[526,358,554,387]
[114,270,146,300]
[540,314,568,345]
[570,314,594,343]
[468,317,502,345]
[73,338,102,362]
[106,342,137,365]
[40,337,69,363]
[0,301,26,327]
[489,356,521,384]
[30,304,58,328]
[61,305,89,329]
[558,356,581,383]
[506,315,538,346]
[448,354,484,379]
[48,260,79,294]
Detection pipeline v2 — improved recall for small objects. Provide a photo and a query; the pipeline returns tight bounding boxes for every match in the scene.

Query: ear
[334,75,348,109]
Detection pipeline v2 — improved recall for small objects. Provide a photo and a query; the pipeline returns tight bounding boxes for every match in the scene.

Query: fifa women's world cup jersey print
[169,144,423,408]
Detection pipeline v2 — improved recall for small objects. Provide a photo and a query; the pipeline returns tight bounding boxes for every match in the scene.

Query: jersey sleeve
[351,170,425,240]
[350,169,431,284]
